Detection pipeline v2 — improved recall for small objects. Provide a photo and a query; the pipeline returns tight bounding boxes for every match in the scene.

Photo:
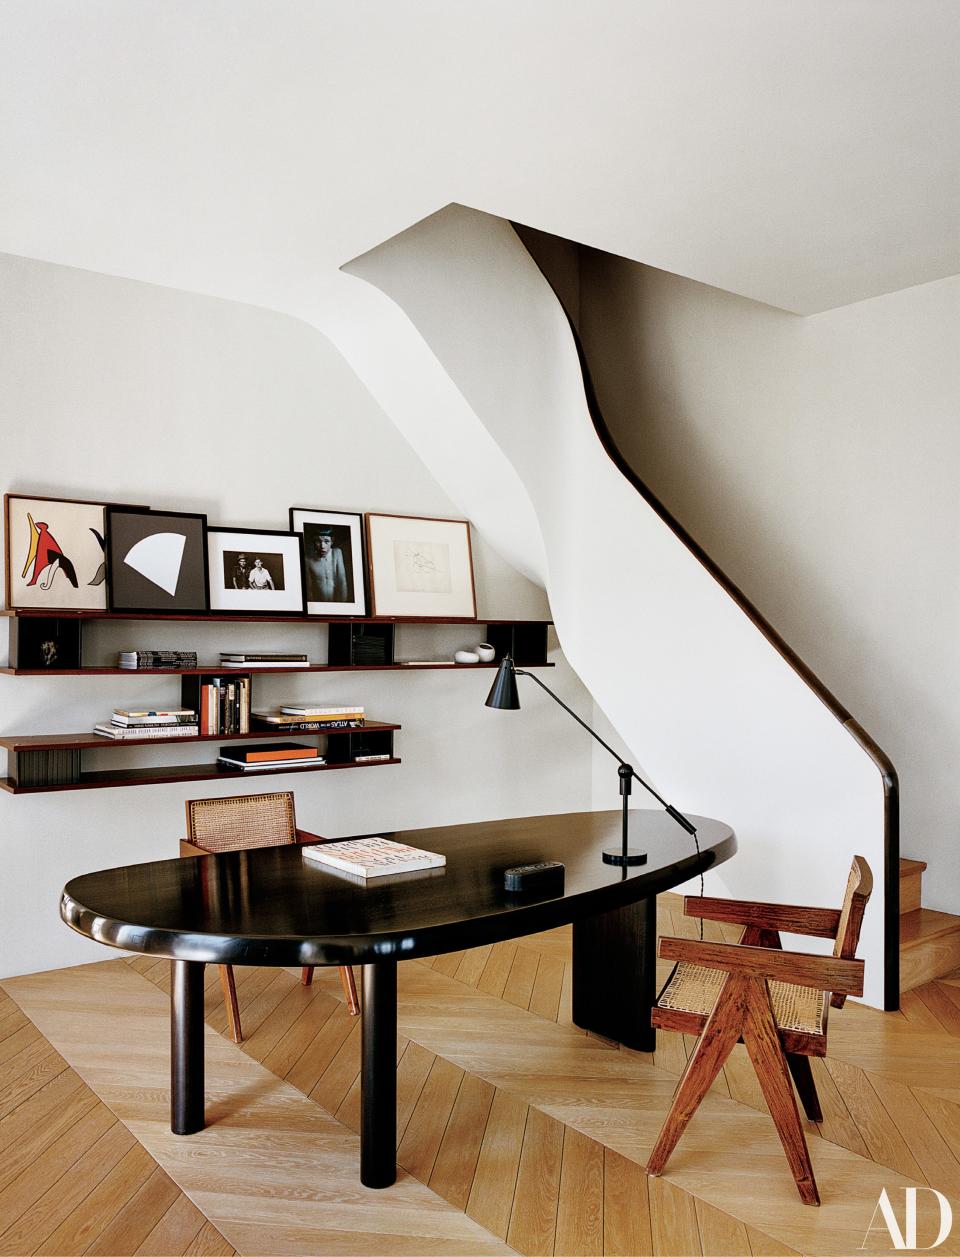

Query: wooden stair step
[900,908,960,992]
[899,856,927,916]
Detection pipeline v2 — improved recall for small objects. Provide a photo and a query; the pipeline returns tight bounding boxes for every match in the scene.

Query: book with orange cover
[218,742,319,764]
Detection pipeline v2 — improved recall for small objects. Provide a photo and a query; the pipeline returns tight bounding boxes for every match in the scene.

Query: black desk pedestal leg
[361,960,397,1189]
[171,960,205,1135]
[572,896,657,1051]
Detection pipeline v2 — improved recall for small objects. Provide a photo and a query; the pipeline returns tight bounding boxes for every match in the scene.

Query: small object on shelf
[219,653,308,668]
[94,722,199,739]
[218,742,320,765]
[397,660,450,666]
[454,650,480,664]
[119,650,198,669]
[503,861,565,893]
[353,753,392,762]
[301,836,445,878]
[218,756,326,772]
[113,707,197,725]
[9,615,82,669]
[476,643,496,663]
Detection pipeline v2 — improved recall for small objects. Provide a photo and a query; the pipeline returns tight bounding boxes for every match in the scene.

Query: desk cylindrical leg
[361,960,397,1188]
[171,959,206,1134]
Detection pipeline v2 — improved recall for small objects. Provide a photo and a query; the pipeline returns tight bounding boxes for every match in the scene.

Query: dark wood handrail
[521,232,900,1009]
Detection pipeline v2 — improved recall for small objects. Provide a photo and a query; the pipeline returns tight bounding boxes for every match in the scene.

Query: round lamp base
[602,848,648,867]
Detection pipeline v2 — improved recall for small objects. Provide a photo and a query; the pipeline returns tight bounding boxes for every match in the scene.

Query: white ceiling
[1,1,957,316]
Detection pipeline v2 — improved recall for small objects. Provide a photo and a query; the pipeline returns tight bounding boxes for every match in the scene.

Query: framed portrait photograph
[365,513,477,619]
[208,527,305,614]
[290,508,366,617]
[106,507,209,613]
[5,493,120,611]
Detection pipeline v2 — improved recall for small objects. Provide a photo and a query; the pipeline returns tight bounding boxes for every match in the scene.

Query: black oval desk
[61,809,735,1188]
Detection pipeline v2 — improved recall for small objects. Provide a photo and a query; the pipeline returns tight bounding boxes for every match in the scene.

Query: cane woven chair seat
[658,962,828,1036]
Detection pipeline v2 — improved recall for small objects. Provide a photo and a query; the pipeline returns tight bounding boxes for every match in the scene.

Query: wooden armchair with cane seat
[647,855,872,1206]
[179,791,360,1043]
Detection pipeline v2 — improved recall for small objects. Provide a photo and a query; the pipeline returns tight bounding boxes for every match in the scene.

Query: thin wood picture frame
[365,513,477,620]
[4,492,145,612]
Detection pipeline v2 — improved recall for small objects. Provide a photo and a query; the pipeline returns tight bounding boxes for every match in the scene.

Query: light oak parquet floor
[5,893,960,1254]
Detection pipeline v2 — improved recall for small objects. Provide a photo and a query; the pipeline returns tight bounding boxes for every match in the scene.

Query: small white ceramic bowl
[476,643,496,662]
[454,649,481,664]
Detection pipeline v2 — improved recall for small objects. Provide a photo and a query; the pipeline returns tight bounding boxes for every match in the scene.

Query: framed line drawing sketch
[106,507,209,614]
[365,513,477,620]
[208,526,305,614]
[290,508,367,617]
[5,493,124,611]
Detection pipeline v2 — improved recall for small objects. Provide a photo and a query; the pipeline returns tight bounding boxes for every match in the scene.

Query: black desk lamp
[485,655,699,867]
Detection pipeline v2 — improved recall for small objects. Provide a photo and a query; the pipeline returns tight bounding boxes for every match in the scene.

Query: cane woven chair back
[185,791,297,854]
[830,855,873,1008]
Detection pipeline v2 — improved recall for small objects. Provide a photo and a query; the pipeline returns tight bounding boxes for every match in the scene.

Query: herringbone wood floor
[3,893,960,1254]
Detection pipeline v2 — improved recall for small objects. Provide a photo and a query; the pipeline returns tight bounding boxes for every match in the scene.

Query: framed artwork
[4,494,121,611]
[365,513,477,619]
[289,508,366,617]
[207,527,305,614]
[106,508,209,613]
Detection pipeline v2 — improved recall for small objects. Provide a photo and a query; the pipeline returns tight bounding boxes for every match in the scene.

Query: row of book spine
[17,748,81,787]
[198,676,251,735]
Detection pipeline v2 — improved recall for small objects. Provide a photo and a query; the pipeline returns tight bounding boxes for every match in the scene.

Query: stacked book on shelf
[118,650,198,670]
[218,742,324,773]
[219,653,309,669]
[252,704,365,733]
[94,707,199,740]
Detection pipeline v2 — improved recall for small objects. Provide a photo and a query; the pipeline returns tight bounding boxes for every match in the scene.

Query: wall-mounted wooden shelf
[0,755,401,795]
[0,719,401,753]
[0,661,553,677]
[0,611,553,793]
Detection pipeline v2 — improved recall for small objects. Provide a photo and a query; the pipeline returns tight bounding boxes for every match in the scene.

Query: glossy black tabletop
[61,810,736,967]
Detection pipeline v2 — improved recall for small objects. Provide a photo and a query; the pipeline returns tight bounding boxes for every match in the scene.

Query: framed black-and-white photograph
[290,508,366,617]
[106,507,209,613]
[208,527,305,614]
[365,513,477,619]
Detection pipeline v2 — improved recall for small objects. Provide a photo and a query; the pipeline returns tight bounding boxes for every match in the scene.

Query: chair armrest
[295,828,328,845]
[684,896,841,939]
[659,936,864,996]
[179,838,206,858]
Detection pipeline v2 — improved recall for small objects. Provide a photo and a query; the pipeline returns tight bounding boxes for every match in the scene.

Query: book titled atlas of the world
[301,837,445,879]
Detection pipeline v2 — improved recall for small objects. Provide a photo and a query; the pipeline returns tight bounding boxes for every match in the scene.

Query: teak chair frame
[648,855,872,1206]
[180,791,360,1043]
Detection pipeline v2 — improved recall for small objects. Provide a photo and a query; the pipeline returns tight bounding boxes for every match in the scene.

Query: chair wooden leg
[301,966,314,987]
[786,1052,823,1123]
[340,965,360,1016]
[219,964,243,1044]
[742,983,820,1206]
[647,975,746,1176]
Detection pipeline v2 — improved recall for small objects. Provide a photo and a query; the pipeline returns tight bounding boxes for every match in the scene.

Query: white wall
[580,253,958,912]
[0,252,595,978]
[343,205,887,1006]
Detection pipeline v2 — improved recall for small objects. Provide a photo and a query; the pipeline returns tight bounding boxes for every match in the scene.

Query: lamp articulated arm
[513,665,699,839]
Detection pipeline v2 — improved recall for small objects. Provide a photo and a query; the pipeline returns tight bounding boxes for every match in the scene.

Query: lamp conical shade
[485,656,520,709]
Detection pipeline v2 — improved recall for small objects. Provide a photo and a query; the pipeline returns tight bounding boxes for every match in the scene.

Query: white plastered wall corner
[333,204,888,1007]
